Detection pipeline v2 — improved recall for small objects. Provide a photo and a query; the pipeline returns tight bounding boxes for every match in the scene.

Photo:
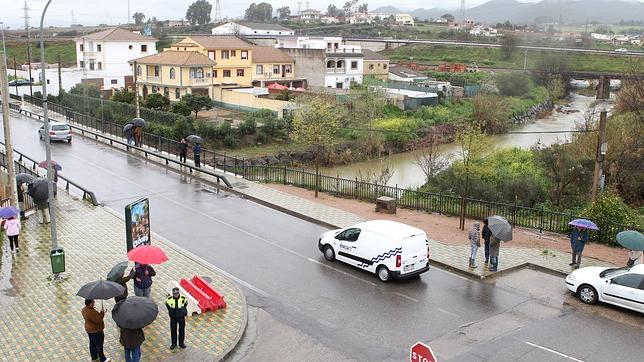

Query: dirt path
[267,184,629,266]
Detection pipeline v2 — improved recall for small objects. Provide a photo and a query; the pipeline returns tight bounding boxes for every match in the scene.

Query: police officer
[166,287,188,349]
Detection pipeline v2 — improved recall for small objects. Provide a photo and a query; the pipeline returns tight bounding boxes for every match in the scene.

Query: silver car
[38,121,72,143]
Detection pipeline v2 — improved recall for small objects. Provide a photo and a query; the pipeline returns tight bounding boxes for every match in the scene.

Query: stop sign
[410,341,437,362]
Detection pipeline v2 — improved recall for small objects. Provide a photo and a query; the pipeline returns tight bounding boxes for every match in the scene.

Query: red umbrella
[127,245,169,264]
[267,82,288,90]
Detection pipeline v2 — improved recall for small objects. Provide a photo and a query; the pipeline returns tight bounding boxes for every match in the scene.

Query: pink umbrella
[127,245,169,264]
[267,83,288,90]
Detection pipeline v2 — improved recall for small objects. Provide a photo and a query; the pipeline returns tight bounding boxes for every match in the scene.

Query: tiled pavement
[18,104,612,279]
[0,192,246,361]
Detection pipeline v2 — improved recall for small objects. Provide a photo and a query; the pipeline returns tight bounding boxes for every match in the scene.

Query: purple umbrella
[0,206,20,218]
[568,218,599,230]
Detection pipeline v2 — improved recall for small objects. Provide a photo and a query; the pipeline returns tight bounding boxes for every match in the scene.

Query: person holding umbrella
[112,296,158,362]
[133,126,143,147]
[119,325,145,362]
[489,236,501,272]
[81,299,111,362]
[178,138,188,164]
[482,219,492,264]
[193,142,202,168]
[132,262,156,298]
[166,287,188,349]
[484,216,513,272]
[616,230,644,266]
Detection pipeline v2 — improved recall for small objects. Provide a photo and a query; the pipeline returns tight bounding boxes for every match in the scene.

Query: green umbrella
[616,230,644,251]
[107,261,130,282]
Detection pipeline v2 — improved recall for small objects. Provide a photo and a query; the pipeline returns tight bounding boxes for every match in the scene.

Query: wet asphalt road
[3,112,643,361]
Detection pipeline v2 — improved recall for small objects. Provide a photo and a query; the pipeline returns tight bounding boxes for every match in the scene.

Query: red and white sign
[410,341,437,362]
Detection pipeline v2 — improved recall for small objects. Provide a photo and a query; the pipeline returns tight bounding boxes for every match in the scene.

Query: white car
[565,264,644,313]
[39,121,72,143]
[318,220,430,282]
[614,48,628,53]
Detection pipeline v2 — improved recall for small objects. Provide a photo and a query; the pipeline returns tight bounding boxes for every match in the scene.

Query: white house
[388,65,428,83]
[324,47,364,89]
[300,9,322,22]
[211,21,294,36]
[395,14,414,26]
[74,28,157,91]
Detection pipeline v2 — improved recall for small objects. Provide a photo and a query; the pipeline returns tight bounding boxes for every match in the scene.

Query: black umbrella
[112,296,158,329]
[77,280,125,300]
[186,135,203,143]
[132,118,146,127]
[485,215,513,241]
[123,123,135,132]
[107,261,130,282]
[16,173,35,186]
[27,178,51,208]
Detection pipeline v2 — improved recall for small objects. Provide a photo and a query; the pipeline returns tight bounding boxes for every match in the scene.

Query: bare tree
[414,134,450,184]
[615,59,644,124]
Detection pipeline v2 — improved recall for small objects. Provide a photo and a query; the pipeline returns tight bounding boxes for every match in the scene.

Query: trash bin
[50,247,65,274]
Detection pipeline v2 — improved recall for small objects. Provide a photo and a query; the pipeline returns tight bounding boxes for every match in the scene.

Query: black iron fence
[18,94,637,244]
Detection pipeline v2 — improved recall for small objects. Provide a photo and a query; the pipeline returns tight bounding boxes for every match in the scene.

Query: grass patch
[5,40,77,67]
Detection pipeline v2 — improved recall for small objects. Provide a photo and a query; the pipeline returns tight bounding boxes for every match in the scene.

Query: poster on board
[125,198,150,251]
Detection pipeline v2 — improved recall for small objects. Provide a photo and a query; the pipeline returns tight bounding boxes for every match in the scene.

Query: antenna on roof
[297,2,302,15]
[215,0,222,23]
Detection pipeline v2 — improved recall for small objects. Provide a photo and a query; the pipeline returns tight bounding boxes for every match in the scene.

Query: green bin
[50,248,65,274]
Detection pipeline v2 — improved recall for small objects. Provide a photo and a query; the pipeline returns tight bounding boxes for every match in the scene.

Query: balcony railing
[146,76,162,82]
[190,77,210,84]
[82,51,98,58]
[326,67,346,74]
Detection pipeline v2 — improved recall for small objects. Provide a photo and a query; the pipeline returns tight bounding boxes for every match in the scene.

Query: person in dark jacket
[193,143,201,168]
[166,287,188,349]
[17,182,28,220]
[570,226,589,268]
[132,262,156,298]
[114,268,136,303]
[119,326,145,362]
[178,138,188,163]
[482,219,492,264]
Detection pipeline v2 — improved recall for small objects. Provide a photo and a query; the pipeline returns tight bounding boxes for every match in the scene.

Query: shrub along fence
[19,94,636,245]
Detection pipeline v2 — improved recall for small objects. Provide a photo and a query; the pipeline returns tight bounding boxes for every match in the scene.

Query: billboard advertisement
[125,198,150,251]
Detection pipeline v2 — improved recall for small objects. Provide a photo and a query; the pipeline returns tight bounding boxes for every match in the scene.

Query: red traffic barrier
[191,275,227,310]
[179,278,217,312]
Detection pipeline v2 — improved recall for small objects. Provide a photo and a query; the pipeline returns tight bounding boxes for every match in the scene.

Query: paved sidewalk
[0,192,246,361]
[16,104,611,279]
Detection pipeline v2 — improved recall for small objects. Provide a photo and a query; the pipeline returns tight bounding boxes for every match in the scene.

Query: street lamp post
[0,22,6,56]
[39,0,60,266]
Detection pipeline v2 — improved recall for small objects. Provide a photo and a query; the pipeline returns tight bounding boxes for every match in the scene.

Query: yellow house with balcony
[129,51,217,101]
[250,46,305,88]
[167,36,253,88]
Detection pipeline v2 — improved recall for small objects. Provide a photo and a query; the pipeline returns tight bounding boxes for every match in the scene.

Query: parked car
[38,121,72,143]
[318,220,430,282]
[614,48,628,53]
[565,264,644,314]
[8,79,31,86]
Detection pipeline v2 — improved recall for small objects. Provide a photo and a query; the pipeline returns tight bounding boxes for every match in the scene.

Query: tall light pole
[39,0,59,255]
[0,22,6,56]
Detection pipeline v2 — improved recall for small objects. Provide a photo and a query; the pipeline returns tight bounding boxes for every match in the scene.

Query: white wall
[212,22,294,36]
[76,39,156,76]
[9,67,128,96]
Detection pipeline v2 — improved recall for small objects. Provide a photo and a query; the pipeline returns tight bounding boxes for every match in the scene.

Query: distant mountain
[371,6,400,15]
[402,0,644,24]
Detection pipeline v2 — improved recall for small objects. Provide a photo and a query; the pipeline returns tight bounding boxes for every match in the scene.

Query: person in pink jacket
[4,216,21,253]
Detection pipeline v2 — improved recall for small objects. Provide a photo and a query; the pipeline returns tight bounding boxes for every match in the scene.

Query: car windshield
[51,125,70,131]
[599,266,630,278]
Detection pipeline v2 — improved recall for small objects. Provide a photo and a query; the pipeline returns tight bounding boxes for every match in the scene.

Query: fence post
[242,157,245,178]
[539,207,544,233]
[264,164,268,183]
[223,152,227,173]
[336,174,339,194]
[438,191,442,215]
[157,135,161,152]
[283,166,287,185]
[416,187,420,210]
[354,177,358,199]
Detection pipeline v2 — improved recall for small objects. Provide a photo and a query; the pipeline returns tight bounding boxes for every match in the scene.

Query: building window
[164,87,169,97]
[236,69,244,77]
[284,64,292,73]
[273,65,280,74]
[256,65,263,75]
[369,64,374,70]
[79,44,84,51]
[241,51,248,60]
[169,68,176,79]
[175,88,180,99]
[154,66,159,77]
[337,60,345,68]
[79,61,85,68]
[208,51,215,60]
[98,62,103,70]
[191,67,204,79]
[221,50,229,59]
[223,69,231,77]
[111,79,118,85]
[136,65,142,76]
[351,61,357,69]
[231,50,236,57]
[214,70,218,78]
[97,44,102,52]
[141,44,148,52]
[383,64,388,69]
[128,44,133,50]
[326,60,334,68]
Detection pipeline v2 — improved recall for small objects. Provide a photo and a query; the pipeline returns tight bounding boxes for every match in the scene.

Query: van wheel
[377,265,391,282]
[323,245,335,262]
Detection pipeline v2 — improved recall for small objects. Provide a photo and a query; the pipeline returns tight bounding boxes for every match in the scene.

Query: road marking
[394,292,419,303]
[437,308,460,318]
[525,341,585,362]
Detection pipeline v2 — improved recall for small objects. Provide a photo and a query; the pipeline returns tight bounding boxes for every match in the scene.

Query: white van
[318,220,430,282]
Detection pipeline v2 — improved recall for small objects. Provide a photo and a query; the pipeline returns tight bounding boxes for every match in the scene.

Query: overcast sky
[0,0,544,28]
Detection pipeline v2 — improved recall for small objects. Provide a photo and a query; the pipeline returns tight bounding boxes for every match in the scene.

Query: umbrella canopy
[27,178,51,206]
[267,83,288,90]
[107,261,130,282]
[127,245,169,265]
[294,87,306,92]
[617,230,644,251]
[568,219,599,231]
[76,280,125,300]
[0,206,20,218]
[186,135,203,144]
[38,160,62,171]
[16,173,35,185]
[132,118,146,127]
[112,296,158,329]
[123,123,135,132]
[485,215,513,241]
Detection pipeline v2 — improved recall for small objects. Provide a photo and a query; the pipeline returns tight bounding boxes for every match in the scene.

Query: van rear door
[400,234,428,274]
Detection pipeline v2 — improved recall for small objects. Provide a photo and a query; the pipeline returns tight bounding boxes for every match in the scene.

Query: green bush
[373,117,421,147]
[239,118,257,135]
[224,134,238,148]
[193,120,219,140]
[581,190,643,246]
[172,116,195,139]
[496,72,530,97]
[216,122,233,140]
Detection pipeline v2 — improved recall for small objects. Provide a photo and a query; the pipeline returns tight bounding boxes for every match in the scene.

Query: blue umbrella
[617,230,644,251]
[568,218,599,231]
[0,206,20,218]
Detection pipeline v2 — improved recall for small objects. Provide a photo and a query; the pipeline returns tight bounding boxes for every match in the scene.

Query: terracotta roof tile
[251,46,294,63]
[183,36,252,50]
[76,28,157,42]
[129,51,217,66]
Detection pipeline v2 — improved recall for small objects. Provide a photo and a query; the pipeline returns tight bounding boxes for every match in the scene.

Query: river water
[322,92,603,188]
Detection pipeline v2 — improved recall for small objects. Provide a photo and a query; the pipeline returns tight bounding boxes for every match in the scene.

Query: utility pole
[27,45,33,96]
[133,60,140,117]
[13,55,19,94]
[591,75,609,202]
[57,54,62,94]
[0,51,20,207]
